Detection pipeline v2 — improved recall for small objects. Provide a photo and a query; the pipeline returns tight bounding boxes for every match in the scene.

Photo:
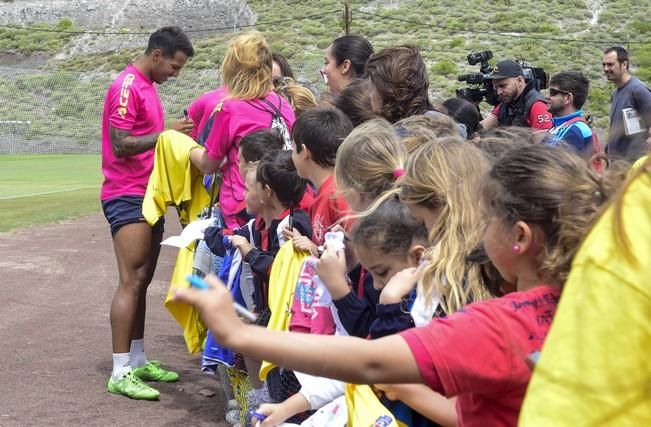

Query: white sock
[129,339,149,368]
[112,353,131,380]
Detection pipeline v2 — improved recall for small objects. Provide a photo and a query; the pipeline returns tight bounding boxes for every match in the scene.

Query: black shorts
[101,195,164,238]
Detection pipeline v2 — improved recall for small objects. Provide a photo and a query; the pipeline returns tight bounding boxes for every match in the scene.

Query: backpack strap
[561,116,608,173]
[249,96,286,130]
[245,95,282,116]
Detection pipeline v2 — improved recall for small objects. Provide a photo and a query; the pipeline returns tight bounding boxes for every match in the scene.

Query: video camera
[456,50,548,106]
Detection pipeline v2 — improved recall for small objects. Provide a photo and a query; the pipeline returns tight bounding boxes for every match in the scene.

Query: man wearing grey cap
[480,60,551,131]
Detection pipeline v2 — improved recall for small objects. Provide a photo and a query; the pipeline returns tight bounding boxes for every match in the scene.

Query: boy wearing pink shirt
[100,26,194,400]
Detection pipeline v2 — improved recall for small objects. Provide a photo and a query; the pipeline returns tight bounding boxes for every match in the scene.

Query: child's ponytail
[335,118,407,201]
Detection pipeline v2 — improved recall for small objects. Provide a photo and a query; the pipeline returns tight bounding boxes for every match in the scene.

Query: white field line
[0,186,99,200]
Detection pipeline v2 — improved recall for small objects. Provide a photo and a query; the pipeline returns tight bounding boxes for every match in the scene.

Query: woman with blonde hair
[190,31,295,228]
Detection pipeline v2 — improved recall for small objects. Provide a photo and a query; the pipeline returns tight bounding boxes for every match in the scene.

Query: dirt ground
[0,211,229,426]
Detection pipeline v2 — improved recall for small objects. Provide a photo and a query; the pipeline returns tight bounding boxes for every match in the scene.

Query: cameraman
[480,60,551,131]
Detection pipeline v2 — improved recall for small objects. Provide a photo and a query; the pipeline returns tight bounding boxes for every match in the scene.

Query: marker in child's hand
[250,411,267,421]
[183,108,189,120]
[185,275,257,322]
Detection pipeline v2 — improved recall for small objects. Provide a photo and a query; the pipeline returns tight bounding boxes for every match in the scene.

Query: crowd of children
[124,29,650,426]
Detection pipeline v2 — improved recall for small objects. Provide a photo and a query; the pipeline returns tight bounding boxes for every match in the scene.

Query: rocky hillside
[0,0,254,30]
[0,0,254,61]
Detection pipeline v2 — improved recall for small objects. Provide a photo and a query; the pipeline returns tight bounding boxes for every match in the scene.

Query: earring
[512,244,521,253]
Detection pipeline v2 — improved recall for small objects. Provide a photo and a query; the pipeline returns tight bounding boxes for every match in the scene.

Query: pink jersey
[187,86,228,142]
[203,92,296,228]
[100,64,164,201]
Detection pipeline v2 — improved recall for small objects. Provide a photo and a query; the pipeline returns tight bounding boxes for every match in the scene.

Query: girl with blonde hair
[190,32,295,228]
[335,118,407,211]
[399,137,496,313]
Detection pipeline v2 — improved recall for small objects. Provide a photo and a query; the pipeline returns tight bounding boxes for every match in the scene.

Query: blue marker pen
[185,275,257,322]
[250,411,267,422]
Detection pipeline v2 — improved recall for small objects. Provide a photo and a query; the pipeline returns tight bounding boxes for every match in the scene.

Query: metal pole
[344,0,350,35]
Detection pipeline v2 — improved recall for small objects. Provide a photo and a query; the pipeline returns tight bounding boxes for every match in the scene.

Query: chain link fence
[0,60,325,154]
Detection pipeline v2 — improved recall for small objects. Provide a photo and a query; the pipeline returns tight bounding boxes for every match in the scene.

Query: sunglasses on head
[549,88,571,97]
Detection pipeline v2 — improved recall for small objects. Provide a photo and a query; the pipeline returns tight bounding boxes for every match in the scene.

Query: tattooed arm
[109,126,161,158]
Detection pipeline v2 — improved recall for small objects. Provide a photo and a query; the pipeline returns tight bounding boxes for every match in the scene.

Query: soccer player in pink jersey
[100,26,194,400]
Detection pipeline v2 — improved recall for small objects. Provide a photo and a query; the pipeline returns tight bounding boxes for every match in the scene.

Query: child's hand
[379,267,422,305]
[281,226,300,241]
[374,383,405,401]
[328,224,359,272]
[172,274,243,346]
[253,403,292,427]
[284,227,317,255]
[293,236,318,255]
[316,244,350,299]
[230,235,253,257]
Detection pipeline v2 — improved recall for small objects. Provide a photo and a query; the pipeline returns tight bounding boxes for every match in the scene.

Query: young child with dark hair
[204,150,311,313]
[237,129,284,177]
[284,107,354,254]
[175,144,623,427]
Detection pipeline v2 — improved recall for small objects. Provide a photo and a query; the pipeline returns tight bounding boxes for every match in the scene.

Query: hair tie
[392,168,406,179]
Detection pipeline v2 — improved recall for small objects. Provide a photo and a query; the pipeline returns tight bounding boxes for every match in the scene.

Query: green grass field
[0,154,102,232]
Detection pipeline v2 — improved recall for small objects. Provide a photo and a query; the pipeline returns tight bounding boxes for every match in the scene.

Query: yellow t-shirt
[519,171,651,426]
[259,241,309,380]
[630,154,648,175]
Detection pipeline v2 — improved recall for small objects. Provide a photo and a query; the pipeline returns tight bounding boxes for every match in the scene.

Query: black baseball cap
[486,60,524,79]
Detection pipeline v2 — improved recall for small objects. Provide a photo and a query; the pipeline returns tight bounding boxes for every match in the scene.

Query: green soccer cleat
[132,360,179,382]
[107,371,160,400]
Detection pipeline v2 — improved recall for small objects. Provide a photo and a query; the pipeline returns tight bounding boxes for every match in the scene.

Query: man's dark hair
[292,107,353,168]
[239,129,284,163]
[331,35,374,77]
[256,151,307,208]
[550,71,590,109]
[604,46,629,70]
[145,26,194,58]
[272,52,294,79]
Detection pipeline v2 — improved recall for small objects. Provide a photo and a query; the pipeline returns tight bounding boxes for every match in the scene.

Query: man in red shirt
[480,60,552,131]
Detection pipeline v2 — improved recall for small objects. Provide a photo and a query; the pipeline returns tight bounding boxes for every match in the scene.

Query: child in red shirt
[284,107,353,251]
[173,144,623,426]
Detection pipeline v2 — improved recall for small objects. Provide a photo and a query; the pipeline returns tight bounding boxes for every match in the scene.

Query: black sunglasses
[549,88,571,97]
